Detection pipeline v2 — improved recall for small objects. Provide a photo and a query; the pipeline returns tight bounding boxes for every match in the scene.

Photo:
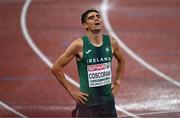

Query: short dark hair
[81,9,100,24]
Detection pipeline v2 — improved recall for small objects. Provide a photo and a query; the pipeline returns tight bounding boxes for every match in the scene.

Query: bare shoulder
[71,38,83,48]
[68,38,83,53]
[109,36,125,62]
[109,36,120,53]
[109,36,117,47]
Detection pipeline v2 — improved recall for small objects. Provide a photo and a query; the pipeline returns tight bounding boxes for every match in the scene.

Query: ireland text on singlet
[76,35,114,106]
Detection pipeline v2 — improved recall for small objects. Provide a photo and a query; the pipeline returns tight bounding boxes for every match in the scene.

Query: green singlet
[76,34,114,106]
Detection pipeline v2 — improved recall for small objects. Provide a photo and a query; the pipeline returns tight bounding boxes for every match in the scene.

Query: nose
[94,16,99,21]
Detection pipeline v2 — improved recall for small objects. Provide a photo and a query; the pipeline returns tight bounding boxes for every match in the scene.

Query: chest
[84,46,112,65]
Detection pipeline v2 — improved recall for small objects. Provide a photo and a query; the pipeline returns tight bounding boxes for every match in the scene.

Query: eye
[96,15,101,18]
[88,16,95,20]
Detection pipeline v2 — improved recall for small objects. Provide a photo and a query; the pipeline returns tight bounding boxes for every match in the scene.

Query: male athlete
[51,9,125,117]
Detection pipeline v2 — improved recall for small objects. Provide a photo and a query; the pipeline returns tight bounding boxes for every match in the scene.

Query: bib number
[87,62,112,87]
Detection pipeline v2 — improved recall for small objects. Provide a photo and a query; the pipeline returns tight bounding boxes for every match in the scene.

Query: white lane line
[119,110,180,118]
[115,106,140,118]
[20,0,79,88]
[101,0,180,87]
[20,0,139,117]
[0,101,28,118]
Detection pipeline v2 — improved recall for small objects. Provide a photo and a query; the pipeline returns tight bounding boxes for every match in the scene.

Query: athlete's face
[84,12,102,32]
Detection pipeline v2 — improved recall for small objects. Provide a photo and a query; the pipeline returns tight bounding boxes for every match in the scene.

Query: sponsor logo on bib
[87,62,112,87]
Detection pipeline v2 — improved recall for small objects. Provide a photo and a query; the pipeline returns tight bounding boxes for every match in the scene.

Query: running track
[0,0,180,117]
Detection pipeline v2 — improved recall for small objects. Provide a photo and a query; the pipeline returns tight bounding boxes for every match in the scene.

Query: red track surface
[0,0,180,117]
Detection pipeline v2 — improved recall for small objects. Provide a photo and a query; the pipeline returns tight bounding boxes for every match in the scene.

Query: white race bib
[87,62,112,87]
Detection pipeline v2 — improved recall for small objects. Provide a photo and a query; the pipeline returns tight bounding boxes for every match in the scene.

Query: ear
[83,23,88,29]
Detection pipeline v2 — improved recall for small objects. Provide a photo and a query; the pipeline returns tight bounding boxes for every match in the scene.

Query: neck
[87,31,103,46]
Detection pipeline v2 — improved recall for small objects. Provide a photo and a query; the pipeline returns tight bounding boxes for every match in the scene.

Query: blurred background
[0,0,180,117]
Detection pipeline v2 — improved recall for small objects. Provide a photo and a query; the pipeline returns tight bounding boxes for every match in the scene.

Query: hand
[112,80,121,96]
[69,90,89,105]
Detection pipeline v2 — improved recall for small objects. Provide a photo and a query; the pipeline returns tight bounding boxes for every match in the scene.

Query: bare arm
[111,37,125,96]
[51,38,88,104]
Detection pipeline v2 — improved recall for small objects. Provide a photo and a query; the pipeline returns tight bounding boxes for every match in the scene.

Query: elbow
[51,64,61,74]
[118,57,125,66]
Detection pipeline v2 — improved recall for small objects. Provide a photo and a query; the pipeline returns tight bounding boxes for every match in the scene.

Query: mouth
[95,22,100,26]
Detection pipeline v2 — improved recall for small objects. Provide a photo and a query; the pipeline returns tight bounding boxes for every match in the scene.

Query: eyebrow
[87,14,101,19]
